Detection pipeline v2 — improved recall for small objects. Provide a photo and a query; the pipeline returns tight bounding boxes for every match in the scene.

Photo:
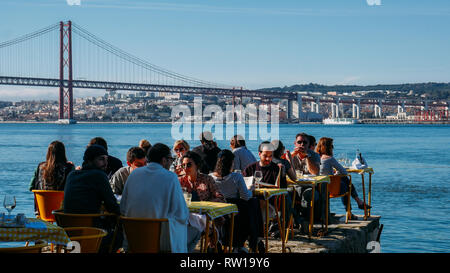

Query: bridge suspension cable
[71,22,231,89]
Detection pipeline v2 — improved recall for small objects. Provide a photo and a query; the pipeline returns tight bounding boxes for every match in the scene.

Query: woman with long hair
[29,140,75,191]
[316,137,370,214]
[210,149,263,253]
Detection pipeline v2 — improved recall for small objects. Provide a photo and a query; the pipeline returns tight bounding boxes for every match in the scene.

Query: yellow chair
[0,241,48,253]
[32,190,64,223]
[328,174,352,225]
[63,227,107,253]
[52,209,119,253]
[120,216,168,253]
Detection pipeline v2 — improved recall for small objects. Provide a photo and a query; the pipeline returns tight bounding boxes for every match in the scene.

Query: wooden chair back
[64,227,107,253]
[52,209,116,227]
[120,216,168,253]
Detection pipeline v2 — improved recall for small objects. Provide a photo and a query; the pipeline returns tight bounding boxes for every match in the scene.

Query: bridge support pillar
[374,101,382,118]
[352,103,360,119]
[58,20,76,124]
[421,100,429,111]
[288,99,297,121]
[297,93,303,122]
[331,98,340,119]
[311,100,319,113]
[397,102,405,114]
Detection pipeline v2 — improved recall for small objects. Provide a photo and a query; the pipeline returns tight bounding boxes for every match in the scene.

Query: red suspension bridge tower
[58,21,75,124]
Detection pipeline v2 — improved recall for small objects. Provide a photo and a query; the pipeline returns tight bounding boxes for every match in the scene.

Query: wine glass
[254,171,263,189]
[3,195,16,217]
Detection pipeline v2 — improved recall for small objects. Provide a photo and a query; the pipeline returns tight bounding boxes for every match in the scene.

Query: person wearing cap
[63,144,122,253]
[192,131,221,174]
[88,137,123,179]
[63,144,120,215]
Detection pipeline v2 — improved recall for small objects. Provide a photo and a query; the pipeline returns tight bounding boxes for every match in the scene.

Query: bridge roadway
[0,75,448,108]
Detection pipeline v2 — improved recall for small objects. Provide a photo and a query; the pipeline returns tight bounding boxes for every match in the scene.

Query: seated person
[210,150,263,253]
[171,139,190,176]
[289,133,320,175]
[243,141,286,188]
[316,137,370,216]
[179,151,225,203]
[109,146,147,197]
[230,135,257,172]
[271,139,297,182]
[63,144,121,252]
[192,131,221,174]
[88,137,123,179]
[120,143,201,253]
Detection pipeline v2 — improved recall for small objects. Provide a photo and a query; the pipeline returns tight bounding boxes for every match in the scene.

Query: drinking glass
[183,192,192,206]
[254,171,263,189]
[296,170,304,179]
[3,195,16,217]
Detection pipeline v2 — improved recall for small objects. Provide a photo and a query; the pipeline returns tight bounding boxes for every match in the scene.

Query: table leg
[228,213,235,253]
[309,185,315,239]
[281,195,286,253]
[265,199,269,253]
[285,188,296,244]
[368,173,372,217]
[203,216,210,253]
[212,221,218,253]
[325,183,329,234]
[361,174,367,220]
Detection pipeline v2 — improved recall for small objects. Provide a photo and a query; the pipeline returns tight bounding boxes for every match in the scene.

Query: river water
[0,123,449,252]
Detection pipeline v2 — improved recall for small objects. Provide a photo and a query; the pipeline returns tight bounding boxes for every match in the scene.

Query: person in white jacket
[120,143,201,253]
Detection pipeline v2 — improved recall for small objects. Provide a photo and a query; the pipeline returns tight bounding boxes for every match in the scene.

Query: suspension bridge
[0,21,448,123]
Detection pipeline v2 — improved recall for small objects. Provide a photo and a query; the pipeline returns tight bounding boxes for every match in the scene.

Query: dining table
[188,201,238,253]
[253,187,288,253]
[346,167,374,220]
[286,175,331,239]
[0,216,71,251]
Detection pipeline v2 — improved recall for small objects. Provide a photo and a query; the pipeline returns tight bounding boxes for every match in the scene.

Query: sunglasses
[296,140,308,145]
[181,162,193,169]
[174,147,185,152]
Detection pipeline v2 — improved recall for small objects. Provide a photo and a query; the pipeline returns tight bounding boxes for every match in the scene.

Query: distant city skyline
[1,0,450,101]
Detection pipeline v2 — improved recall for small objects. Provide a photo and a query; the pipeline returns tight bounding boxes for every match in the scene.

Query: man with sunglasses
[290,133,320,175]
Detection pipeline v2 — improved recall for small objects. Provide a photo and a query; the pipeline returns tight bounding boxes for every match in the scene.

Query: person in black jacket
[192,131,221,174]
[63,144,121,253]
[63,144,120,215]
[88,137,123,179]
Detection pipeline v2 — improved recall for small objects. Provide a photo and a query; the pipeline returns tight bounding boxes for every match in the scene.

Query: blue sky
[1,0,450,100]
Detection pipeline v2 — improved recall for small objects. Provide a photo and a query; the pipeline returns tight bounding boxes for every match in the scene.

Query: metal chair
[52,209,119,253]
[328,174,353,225]
[120,216,168,253]
[32,190,64,223]
[63,227,107,253]
[0,241,48,253]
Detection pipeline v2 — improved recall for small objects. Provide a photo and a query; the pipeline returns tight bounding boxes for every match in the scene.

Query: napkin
[352,156,368,169]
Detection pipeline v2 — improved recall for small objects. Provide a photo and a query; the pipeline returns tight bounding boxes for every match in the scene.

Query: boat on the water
[323,118,359,125]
